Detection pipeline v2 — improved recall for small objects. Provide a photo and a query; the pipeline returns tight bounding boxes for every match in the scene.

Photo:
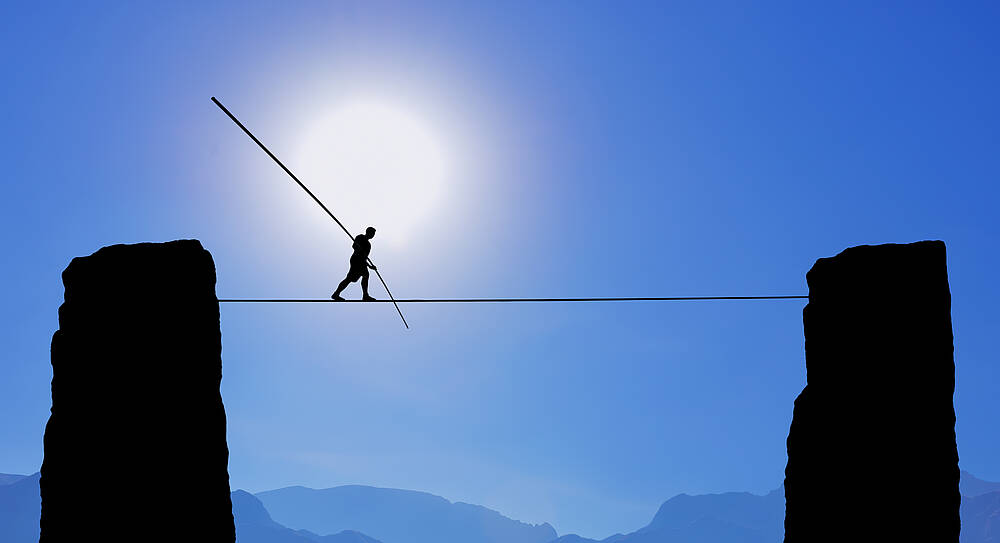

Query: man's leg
[330,278,351,300]
[361,270,376,301]
[332,270,358,300]
[333,276,352,297]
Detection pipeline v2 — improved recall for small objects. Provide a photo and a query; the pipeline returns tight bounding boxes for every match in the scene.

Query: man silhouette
[332,226,378,301]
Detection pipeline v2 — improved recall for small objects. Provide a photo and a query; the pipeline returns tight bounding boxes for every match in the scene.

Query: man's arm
[356,234,376,269]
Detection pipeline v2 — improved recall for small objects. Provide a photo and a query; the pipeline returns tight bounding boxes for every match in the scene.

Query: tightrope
[219,296,808,303]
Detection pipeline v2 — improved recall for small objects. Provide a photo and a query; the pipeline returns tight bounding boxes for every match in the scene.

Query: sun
[294,99,450,247]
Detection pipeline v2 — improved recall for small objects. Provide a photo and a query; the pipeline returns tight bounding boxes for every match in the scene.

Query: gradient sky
[1,2,998,539]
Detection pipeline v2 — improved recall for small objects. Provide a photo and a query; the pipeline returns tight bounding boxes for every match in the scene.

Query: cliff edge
[40,240,234,542]
[784,241,960,542]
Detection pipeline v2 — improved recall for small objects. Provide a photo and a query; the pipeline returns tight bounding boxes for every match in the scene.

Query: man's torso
[350,235,371,265]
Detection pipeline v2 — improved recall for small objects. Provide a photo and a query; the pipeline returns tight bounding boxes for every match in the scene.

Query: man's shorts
[345,261,369,283]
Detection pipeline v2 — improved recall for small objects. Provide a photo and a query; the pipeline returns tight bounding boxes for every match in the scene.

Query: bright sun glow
[295,100,450,246]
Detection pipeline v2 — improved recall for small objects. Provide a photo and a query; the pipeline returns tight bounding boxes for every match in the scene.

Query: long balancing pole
[211,96,409,329]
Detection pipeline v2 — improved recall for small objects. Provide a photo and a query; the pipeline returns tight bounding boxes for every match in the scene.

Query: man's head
[365,226,376,239]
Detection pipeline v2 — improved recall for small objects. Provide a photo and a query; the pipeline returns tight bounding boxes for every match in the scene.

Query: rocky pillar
[783,240,960,542]
[40,240,234,542]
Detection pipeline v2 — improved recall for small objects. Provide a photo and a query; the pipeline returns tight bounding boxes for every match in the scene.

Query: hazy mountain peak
[256,484,557,543]
[960,470,1000,497]
[0,473,32,486]
[638,487,785,542]
[231,489,282,528]
[3,471,1000,543]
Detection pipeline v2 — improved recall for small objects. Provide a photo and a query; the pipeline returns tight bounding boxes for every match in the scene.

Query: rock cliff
[39,240,234,542]
[784,241,960,542]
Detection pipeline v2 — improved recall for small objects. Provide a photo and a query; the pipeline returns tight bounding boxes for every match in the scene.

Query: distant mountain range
[961,470,1000,497]
[232,490,382,543]
[0,473,29,486]
[559,487,785,543]
[2,470,998,542]
[0,472,41,543]
[256,485,557,543]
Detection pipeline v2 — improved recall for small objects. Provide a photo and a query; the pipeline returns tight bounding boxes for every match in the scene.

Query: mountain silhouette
[551,487,783,543]
[3,470,1000,542]
[960,470,1000,498]
[961,490,1000,543]
[233,489,382,543]
[0,472,40,543]
[640,488,784,538]
[549,536,612,543]
[256,485,557,543]
[0,473,29,486]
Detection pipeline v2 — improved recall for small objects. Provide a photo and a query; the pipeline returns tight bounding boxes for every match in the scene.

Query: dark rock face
[40,240,234,542]
[784,241,960,542]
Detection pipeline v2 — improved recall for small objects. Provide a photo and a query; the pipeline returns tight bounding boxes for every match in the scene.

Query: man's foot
[331,294,346,301]
[362,295,377,302]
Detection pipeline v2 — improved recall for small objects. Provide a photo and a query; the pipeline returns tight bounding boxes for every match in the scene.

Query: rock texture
[783,241,960,542]
[39,240,234,542]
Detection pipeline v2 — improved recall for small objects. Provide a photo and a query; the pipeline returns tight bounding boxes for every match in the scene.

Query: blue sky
[1,1,998,538]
